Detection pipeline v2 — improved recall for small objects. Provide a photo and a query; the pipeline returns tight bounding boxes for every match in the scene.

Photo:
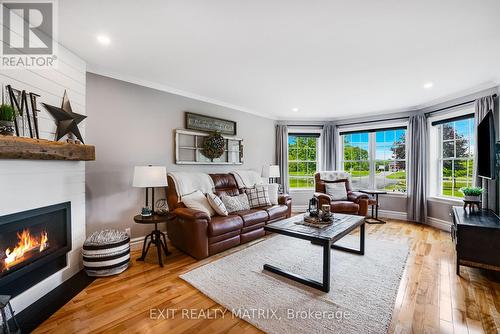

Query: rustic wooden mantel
[0,136,95,161]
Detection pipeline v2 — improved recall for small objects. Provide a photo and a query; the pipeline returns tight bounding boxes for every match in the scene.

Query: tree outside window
[438,118,474,198]
[342,133,370,189]
[376,129,406,192]
[288,135,318,189]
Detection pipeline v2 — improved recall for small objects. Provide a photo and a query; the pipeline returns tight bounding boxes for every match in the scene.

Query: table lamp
[132,165,167,216]
[268,165,280,184]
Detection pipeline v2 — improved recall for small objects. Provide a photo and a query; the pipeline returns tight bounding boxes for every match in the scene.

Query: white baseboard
[377,210,407,221]
[425,217,451,232]
[129,235,146,251]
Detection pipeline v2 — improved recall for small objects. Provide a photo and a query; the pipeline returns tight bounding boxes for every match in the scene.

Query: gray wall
[85,73,275,238]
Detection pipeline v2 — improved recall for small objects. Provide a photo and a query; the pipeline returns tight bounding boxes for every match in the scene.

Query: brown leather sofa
[166,173,292,259]
[313,173,373,216]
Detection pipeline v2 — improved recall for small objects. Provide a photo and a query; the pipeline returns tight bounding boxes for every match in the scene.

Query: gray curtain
[275,124,289,193]
[321,124,336,170]
[474,96,495,209]
[407,114,428,222]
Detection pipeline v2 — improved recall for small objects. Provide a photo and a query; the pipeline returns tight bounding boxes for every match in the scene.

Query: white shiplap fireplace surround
[0,43,87,313]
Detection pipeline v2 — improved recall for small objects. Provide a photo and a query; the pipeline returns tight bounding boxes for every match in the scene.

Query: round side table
[133,213,174,267]
[359,189,387,224]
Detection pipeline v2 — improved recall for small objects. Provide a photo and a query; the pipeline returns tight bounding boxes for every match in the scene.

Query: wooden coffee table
[263,213,365,292]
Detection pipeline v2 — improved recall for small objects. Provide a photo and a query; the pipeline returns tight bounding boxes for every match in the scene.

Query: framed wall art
[185,112,237,135]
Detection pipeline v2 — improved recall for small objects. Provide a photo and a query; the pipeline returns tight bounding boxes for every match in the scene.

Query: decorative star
[42,90,87,143]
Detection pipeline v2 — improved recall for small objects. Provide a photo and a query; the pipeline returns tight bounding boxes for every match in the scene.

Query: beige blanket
[168,172,214,201]
[318,171,351,181]
[231,170,264,188]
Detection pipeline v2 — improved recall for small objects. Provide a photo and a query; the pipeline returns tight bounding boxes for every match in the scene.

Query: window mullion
[369,133,375,189]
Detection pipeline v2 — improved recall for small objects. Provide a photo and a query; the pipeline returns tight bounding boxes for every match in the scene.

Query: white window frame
[287,128,322,191]
[337,121,408,194]
[428,106,475,200]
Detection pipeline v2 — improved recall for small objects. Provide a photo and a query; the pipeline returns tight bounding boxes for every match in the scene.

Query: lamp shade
[132,166,167,188]
[269,165,280,178]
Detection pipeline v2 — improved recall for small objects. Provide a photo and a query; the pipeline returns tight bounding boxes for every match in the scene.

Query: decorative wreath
[202,132,225,160]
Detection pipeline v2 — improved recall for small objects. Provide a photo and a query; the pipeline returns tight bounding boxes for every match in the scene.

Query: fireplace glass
[0,202,71,297]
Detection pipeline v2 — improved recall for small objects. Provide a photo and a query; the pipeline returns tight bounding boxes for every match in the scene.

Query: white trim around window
[428,105,475,200]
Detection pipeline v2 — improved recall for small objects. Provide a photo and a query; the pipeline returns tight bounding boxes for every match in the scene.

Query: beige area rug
[180,234,409,334]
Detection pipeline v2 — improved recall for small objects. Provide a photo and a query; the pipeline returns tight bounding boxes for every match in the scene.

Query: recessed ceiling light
[423,82,433,89]
[97,35,111,45]
[292,108,299,112]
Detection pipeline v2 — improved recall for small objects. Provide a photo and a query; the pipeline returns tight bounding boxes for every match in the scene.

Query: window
[288,134,319,189]
[340,128,407,192]
[375,129,406,192]
[435,117,475,198]
[341,132,370,189]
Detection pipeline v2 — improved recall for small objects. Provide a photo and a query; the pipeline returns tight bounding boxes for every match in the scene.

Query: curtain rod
[287,124,324,128]
[425,94,498,117]
[336,116,409,128]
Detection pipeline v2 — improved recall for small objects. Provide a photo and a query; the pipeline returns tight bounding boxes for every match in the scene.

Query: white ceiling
[59,0,500,120]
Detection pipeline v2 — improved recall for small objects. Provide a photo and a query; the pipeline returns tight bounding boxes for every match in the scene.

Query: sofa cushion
[264,205,289,220]
[232,208,268,227]
[209,173,240,197]
[331,201,359,213]
[208,215,243,237]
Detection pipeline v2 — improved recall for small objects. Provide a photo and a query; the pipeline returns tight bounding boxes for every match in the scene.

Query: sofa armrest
[278,194,291,205]
[168,208,210,259]
[347,191,370,203]
[278,194,292,218]
[172,207,211,221]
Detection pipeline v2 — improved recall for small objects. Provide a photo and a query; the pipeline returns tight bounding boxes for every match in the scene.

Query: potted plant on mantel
[0,104,16,136]
[460,187,483,202]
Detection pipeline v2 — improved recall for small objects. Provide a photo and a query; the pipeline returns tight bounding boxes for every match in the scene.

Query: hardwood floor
[33,220,500,334]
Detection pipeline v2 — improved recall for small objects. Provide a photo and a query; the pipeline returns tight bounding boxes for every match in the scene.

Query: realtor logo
[1,0,58,68]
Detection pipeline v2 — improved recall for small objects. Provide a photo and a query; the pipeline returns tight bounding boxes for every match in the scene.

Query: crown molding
[86,64,277,121]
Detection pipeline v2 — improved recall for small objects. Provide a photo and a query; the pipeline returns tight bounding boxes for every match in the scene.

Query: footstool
[83,229,130,277]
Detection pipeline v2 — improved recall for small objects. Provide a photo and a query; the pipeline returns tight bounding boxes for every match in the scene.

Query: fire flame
[3,229,49,270]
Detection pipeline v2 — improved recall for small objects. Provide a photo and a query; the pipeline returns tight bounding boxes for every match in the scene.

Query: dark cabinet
[452,206,500,275]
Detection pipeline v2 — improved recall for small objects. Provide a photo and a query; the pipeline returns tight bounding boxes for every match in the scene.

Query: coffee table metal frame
[263,215,365,293]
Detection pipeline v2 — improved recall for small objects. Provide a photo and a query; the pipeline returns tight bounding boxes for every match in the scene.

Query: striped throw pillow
[206,193,228,216]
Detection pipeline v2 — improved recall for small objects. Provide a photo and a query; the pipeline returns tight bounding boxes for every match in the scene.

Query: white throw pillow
[220,194,250,213]
[244,185,272,208]
[181,190,215,216]
[259,183,279,205]
[325,182,348,201]
[206,193,228,216]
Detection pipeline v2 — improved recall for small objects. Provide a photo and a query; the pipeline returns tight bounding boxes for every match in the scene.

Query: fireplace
[0,202,71,297]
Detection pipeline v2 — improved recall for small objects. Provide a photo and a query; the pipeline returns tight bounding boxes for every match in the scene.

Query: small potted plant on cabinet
[460,187,483,202]
[0,104,16,136]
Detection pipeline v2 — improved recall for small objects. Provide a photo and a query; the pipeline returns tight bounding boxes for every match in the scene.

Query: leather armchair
[313,173,370,216]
